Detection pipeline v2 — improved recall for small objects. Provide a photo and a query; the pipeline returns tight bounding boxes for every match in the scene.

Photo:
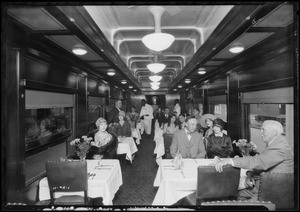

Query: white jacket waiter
[139,99,154,135]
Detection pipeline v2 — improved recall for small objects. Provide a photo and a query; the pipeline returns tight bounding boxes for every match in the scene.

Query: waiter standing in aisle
[139,99,154,137]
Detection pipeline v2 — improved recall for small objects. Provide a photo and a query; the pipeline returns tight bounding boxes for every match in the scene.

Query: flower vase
[79,155,86,161]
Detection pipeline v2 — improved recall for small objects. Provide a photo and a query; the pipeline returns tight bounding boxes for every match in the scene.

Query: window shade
[25,90,74,109]
[242,87,293,103]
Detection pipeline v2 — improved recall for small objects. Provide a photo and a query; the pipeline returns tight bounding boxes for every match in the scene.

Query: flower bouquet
[70,135,94,160]
[232,139,258,156]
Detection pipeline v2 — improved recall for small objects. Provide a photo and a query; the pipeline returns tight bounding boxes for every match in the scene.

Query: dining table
[152,158,248,205]
[117,137,138,163]
[39,159,123,205]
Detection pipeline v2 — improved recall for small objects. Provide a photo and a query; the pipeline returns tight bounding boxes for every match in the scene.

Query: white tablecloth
[117,137,138,163]
[39,159,122,205]
[152,159,247,205]
[131,128,141,145]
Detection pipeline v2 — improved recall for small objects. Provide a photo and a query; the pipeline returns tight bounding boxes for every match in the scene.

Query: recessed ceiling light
[198,68,206,75]
[229,43,245,53]
[185,79,191,83]
[107,69,115,76]
[72,45,87,55]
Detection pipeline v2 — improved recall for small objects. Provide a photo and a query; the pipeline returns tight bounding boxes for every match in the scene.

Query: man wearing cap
[170,117,206,159]
[139,99,154,136]
[108,99,122,125]
[214,120,294,200]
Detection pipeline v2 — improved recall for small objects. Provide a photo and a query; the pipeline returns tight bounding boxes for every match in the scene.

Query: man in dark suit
[170,117,206,158]
[108,99,122,125]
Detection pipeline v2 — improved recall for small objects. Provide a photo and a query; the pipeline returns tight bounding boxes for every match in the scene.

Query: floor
[112,132,159,206]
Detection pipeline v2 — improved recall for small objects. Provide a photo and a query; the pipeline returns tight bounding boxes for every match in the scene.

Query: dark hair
[167,114,178,127]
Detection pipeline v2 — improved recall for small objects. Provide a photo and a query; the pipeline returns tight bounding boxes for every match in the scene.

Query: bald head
[261,120,284,143]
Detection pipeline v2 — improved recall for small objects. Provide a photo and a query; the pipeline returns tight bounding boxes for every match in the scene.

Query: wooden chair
[257,172,294,210]
[45,160,88,205]
[173,165,275,210]
[163,133,173,159]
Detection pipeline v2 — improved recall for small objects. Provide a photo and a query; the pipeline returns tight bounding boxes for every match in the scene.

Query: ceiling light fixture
[151,85,159,90]
[178,85,182,88]
[149,75,162,82]
[185,79,191,83]
[198,68,206,75]
[72,44,87,55]
[133,89,137,92]
[121,80,127,84]
[150,82,160,87]
[107,69,116,76]
[147,62,166,73]
[173,88,177,91]
[142,6,175,52]
[129,85,133,89]
[229,43,245,53]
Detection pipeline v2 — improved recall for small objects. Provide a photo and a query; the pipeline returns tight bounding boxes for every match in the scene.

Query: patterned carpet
[112,133,159,206]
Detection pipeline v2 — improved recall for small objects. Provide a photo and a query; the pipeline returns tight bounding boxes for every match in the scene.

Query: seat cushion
[54,195,85,205]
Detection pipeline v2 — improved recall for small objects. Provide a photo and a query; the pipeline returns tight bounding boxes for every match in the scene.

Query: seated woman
[87,117,118,159]
[200,113,216,150]
[126,112,141,145]
[116,111,132,140]
[177,113,187,130]
[206,118,234,159]
[163,114,179,134]
[38,118,53,138]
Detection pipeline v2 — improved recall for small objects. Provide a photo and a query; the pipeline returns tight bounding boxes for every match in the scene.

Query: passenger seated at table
[177,113,187,130]
[200,113,216,150]
[214,120,294,201]
[170,117,206,159]
[206,118,234,159]
[87,117,118,160]
[163,114,179,134]
[116,111,132,141]
[126,111,141,145]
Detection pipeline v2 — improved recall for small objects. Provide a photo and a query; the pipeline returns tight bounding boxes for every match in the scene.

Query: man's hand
[215,159,231,173]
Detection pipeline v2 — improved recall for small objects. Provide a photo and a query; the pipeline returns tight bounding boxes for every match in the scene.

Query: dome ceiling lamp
[151,85,159,90]
[198,68,206,75]
[185,79,191,84]
[121,80,127,84]
[72,44,87,55]
[229,43,245,54]
[150,82,160,87]
[149,75,162,82]
[147,55,166,73]
[142,6,175,52]
[107,69,116,76]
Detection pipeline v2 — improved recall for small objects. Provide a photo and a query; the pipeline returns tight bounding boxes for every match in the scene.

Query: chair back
[46,161,88,201]
[196,165,240,203]
[258,172,294,210]
[163,133,174,159]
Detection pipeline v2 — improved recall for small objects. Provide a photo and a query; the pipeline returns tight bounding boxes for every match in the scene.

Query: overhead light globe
[185,79,191,84]
[150,82,160,87]
[72,44,87,55]
[151,85,159,90]
[147,63,166,73]
[149,75,162,82]
[107,69,115,76]
[121,80,127,84]
[133,89,137,92]
[178,85,182,88]
[173,88,177,91]
[129,85,133,89]
[142,33,175,52]
[229,43,244,53]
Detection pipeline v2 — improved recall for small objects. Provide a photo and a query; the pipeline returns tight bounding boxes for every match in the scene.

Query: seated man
[170,117,206,159]
[214,120,294,200]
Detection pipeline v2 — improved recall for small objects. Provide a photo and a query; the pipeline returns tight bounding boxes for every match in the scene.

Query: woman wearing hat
[200,114,216,150]
[87,117,117,159]
[116,110,132,139]
[206,118,234,159]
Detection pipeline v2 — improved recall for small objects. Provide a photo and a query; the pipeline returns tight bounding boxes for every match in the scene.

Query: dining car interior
[1,2,299,211]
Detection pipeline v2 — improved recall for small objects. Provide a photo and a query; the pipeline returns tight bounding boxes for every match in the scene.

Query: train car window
[213,104,227,122]
[25,107,72,152]
[248,103,293,153]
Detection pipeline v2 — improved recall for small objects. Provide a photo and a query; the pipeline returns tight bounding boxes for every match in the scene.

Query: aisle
[112,132,159,205]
